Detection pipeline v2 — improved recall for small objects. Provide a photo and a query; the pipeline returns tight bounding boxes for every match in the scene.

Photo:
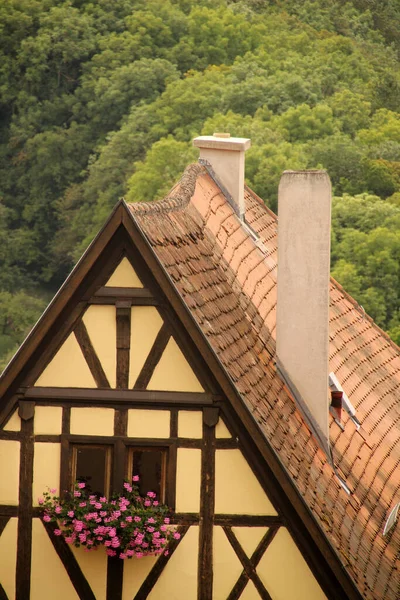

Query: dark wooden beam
[22,387,216,405]
[134,525,189,599]
[106,557,123,600]
[214,515,282,527]
[91,286,156,305]
[0,507,18,518]
[116,304,131,389]
[60,407,71,496]
[94,286,153,299]
[74,320,110,388]
[198,419,216,599]
[0,584,8,600]
[16,418,34,600]
[223,527,273,600]
[228,526,280,599]
[134,323,170,390]
[0,516,10,537]
[113,409,128,493]
[43,520,96,600]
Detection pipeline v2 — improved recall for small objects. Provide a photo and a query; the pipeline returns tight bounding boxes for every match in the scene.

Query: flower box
[40,477,180,559]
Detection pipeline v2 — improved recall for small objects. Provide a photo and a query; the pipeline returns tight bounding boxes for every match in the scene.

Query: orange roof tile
[129,164,400,600]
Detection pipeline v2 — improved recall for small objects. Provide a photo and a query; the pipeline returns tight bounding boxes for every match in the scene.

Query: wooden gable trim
[120,204,363,600]
[0,202,124,398]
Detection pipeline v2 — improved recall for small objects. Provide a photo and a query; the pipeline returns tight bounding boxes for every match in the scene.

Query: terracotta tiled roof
[128,164,400,600]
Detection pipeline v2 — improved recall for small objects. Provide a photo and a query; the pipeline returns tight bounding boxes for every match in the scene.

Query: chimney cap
[193,135,251,152]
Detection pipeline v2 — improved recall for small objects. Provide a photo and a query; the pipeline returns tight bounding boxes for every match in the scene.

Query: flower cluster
[40,478,180,559]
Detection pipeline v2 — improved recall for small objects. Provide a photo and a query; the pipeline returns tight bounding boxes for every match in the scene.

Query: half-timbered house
[0,134,399,599]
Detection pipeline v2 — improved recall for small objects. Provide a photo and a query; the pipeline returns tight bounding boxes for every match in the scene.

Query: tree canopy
[1,0,400,368]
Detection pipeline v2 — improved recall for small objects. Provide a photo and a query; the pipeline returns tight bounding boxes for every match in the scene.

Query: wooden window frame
[126,445,168,504]
[69,442,113,497]
[62,438,175,508]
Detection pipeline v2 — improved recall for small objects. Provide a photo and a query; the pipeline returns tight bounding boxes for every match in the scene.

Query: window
[128,447,167,502]
[67,442,168,504]
[71,444,112,497]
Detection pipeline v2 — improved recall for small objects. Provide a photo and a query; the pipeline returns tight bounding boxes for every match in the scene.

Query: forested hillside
[1,0,400,369]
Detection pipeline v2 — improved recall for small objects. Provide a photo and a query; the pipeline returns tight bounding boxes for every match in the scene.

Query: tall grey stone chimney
[276,170,332,455]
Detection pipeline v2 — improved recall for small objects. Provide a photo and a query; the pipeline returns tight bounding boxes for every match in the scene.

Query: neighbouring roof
[128,163,400,600]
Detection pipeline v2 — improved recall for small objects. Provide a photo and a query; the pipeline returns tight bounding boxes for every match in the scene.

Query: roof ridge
[127,163,205,216]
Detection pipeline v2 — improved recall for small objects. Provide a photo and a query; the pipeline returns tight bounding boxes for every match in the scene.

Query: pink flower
[67,511,74,518]
[144,500,151,507]
[125,516,132,522]
[43,514,51,522]
[78,482,86,489]
[153,501,159,506]
[147,517,155,524]
[100,511,107,517]
[106,549,116,557]
[54,529,62,536]
[147,527,155,533]
[100,497,107,503]
[49,488,57,494]
[38,497,44,505]
[134,516,141,523]
[55,506,62,514]
[95,502,102,509]
[164,550,169,556]
[160,525,167,532]
[126,549,134,557]
[164,518,170,524]
[147,491,156,498]
[79,502,87,508]
[74,491,81,497]
[119,553,127,559]
[132,475,139,482]
[173,532,181,540]
[135,552,143,558]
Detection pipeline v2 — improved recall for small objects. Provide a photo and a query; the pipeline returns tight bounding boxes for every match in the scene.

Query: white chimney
[276,170,332,455]
[193,133,251,218]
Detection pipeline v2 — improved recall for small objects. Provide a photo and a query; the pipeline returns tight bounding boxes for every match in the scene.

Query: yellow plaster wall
[127,409,170,438]
[148,338,204,393]
[71,545,107,600]
[215,418,231,439]
[148,526,198,600]
[0,517,17,599]
[213,526,243,599]
[129,307,163,388]
[83,305,117,388]
[31,519,80,600]
[0,441,19,504]
[232,527,268,558]
[105,257,143,288]
[33,443,60,507]
[3,410,21,432]
[257,528,327,600]
[178,411,203,438]
[240,580,260,599]
[70,407,114,436]
[34,333,96,388]
[34,406,63,435]
[123,556,158,600]
[215,450,277,515]
[175,449,201,512]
